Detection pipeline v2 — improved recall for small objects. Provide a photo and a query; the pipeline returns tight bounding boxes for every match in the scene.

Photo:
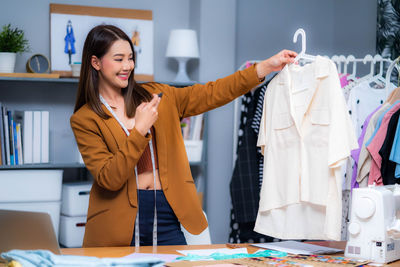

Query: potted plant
[0,24,29,73]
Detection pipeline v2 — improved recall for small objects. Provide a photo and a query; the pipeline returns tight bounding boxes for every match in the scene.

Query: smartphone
[158,92,163,98]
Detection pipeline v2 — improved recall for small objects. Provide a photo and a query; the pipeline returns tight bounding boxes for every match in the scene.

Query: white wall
[236,0,377,68]
[193,0,238,244]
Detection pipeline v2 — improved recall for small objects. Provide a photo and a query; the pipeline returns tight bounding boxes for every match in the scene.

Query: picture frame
[50,4,154,81]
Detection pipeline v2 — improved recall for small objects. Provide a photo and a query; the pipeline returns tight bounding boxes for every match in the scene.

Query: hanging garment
[255,56,358,241]
[379,108,400,185]
[347,80,391,138]
[228,208,276,244]
[389,112,400,178]
[230,87,263,223]
[350,106,381,190]
[367,101,400,185]
[356,104,390,187]
[341,190,351,241]
[251,82,270,188]
[230,81,275,243]
[230,79,270,222]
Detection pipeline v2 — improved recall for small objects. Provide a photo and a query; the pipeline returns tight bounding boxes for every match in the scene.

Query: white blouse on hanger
[255,56,358,240]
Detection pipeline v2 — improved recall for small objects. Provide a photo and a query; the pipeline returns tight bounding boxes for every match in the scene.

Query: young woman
[70,24,297,247]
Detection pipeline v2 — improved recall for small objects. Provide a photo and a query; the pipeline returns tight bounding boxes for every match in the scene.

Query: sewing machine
[345,184,400,264]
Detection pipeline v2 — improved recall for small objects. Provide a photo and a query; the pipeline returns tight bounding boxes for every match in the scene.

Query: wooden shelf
[0,163,85,169]
[0,73,60,79]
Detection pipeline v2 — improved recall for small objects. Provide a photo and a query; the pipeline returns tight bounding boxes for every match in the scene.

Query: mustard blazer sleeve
[167,64,261,118]
[70,108,151,191]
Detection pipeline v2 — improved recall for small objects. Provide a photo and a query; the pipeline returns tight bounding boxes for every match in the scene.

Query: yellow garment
[7,260,22,267]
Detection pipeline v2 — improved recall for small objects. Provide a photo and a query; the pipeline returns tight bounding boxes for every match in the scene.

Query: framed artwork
[376,0,399,82]
[50,4,154,81]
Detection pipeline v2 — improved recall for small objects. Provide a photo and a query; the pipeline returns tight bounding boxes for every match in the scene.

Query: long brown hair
[73,24,152,118]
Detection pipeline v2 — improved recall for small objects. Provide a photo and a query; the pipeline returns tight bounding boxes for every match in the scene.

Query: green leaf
[0,24,30,53]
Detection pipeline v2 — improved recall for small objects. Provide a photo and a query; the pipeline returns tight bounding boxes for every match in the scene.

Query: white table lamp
[166,29,199,83]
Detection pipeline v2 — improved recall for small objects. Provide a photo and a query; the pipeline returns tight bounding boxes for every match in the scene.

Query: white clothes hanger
[346,55,357,81]
[331,55,341,73]
[340,55,348,74]
[370,55,386,85]
[363,54,374,78]
[293,28,316,64]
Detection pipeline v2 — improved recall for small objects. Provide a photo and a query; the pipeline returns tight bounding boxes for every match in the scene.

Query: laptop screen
[0,209,61,255]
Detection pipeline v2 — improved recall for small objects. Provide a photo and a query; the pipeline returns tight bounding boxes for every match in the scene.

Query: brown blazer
[70,65,261,247]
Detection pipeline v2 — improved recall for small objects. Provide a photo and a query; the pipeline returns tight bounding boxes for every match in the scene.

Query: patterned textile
[230,81,268,223]
[229,208,277,244]
[341,190,351,241]
[229,80,275,243]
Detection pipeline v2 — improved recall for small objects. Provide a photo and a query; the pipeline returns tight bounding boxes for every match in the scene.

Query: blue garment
[131,190,187,246]
[1,249,163,267]
[64,22,76,54]
[366,101,400,147]
[175,249,287,261]
[389,116,400,178]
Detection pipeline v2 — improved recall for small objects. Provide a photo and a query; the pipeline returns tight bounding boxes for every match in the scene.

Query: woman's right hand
[134,94,161,136]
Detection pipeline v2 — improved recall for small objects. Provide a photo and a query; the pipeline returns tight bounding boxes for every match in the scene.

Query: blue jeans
[131,190,187,246]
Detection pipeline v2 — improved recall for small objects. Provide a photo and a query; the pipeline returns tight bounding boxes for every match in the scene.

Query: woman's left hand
[256,50,297,80]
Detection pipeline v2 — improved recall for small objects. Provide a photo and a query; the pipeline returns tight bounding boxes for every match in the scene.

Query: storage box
[184,140,203,163]
[0,170,63,202]
[59,215,86,248]
[61,182,92,216]
[0,201,61,239]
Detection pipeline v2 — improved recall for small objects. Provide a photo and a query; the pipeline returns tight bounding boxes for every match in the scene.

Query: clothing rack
[234,54,398,170]
[233,27,400,168]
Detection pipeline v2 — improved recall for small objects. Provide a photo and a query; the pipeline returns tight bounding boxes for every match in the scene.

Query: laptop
[0,209,61,255]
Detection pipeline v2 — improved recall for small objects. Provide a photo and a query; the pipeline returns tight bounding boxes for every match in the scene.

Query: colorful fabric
[350,106,381,189]
[367,101,400,185]
[1,250,163,267]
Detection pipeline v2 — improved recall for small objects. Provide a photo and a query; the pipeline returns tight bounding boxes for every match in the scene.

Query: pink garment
[367,103,400,185]
[339,74,349,88]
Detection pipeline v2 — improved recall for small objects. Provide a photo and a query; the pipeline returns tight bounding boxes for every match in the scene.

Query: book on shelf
[0,103,5,165]
[181,117,191,139]
[16,123,23,165]
[7,110,15,165]
[14,110,33,164]
[180,114,204,141]
[0,108,50,166]
[32,111,41,164]
[41,111,49,163]
[13,120,18,165]
[3,107,10,165]
[191,114,203,140]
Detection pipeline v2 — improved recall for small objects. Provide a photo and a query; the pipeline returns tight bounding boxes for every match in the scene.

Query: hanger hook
[293,28,306,55]
[363,54,374,77]
[373,54,383,77]
[346,55,356,78]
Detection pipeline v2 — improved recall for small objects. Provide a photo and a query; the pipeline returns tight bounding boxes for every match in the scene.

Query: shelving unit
[0,74,208,246]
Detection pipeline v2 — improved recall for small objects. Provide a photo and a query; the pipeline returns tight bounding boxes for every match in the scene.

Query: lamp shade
[166,29,199,58]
